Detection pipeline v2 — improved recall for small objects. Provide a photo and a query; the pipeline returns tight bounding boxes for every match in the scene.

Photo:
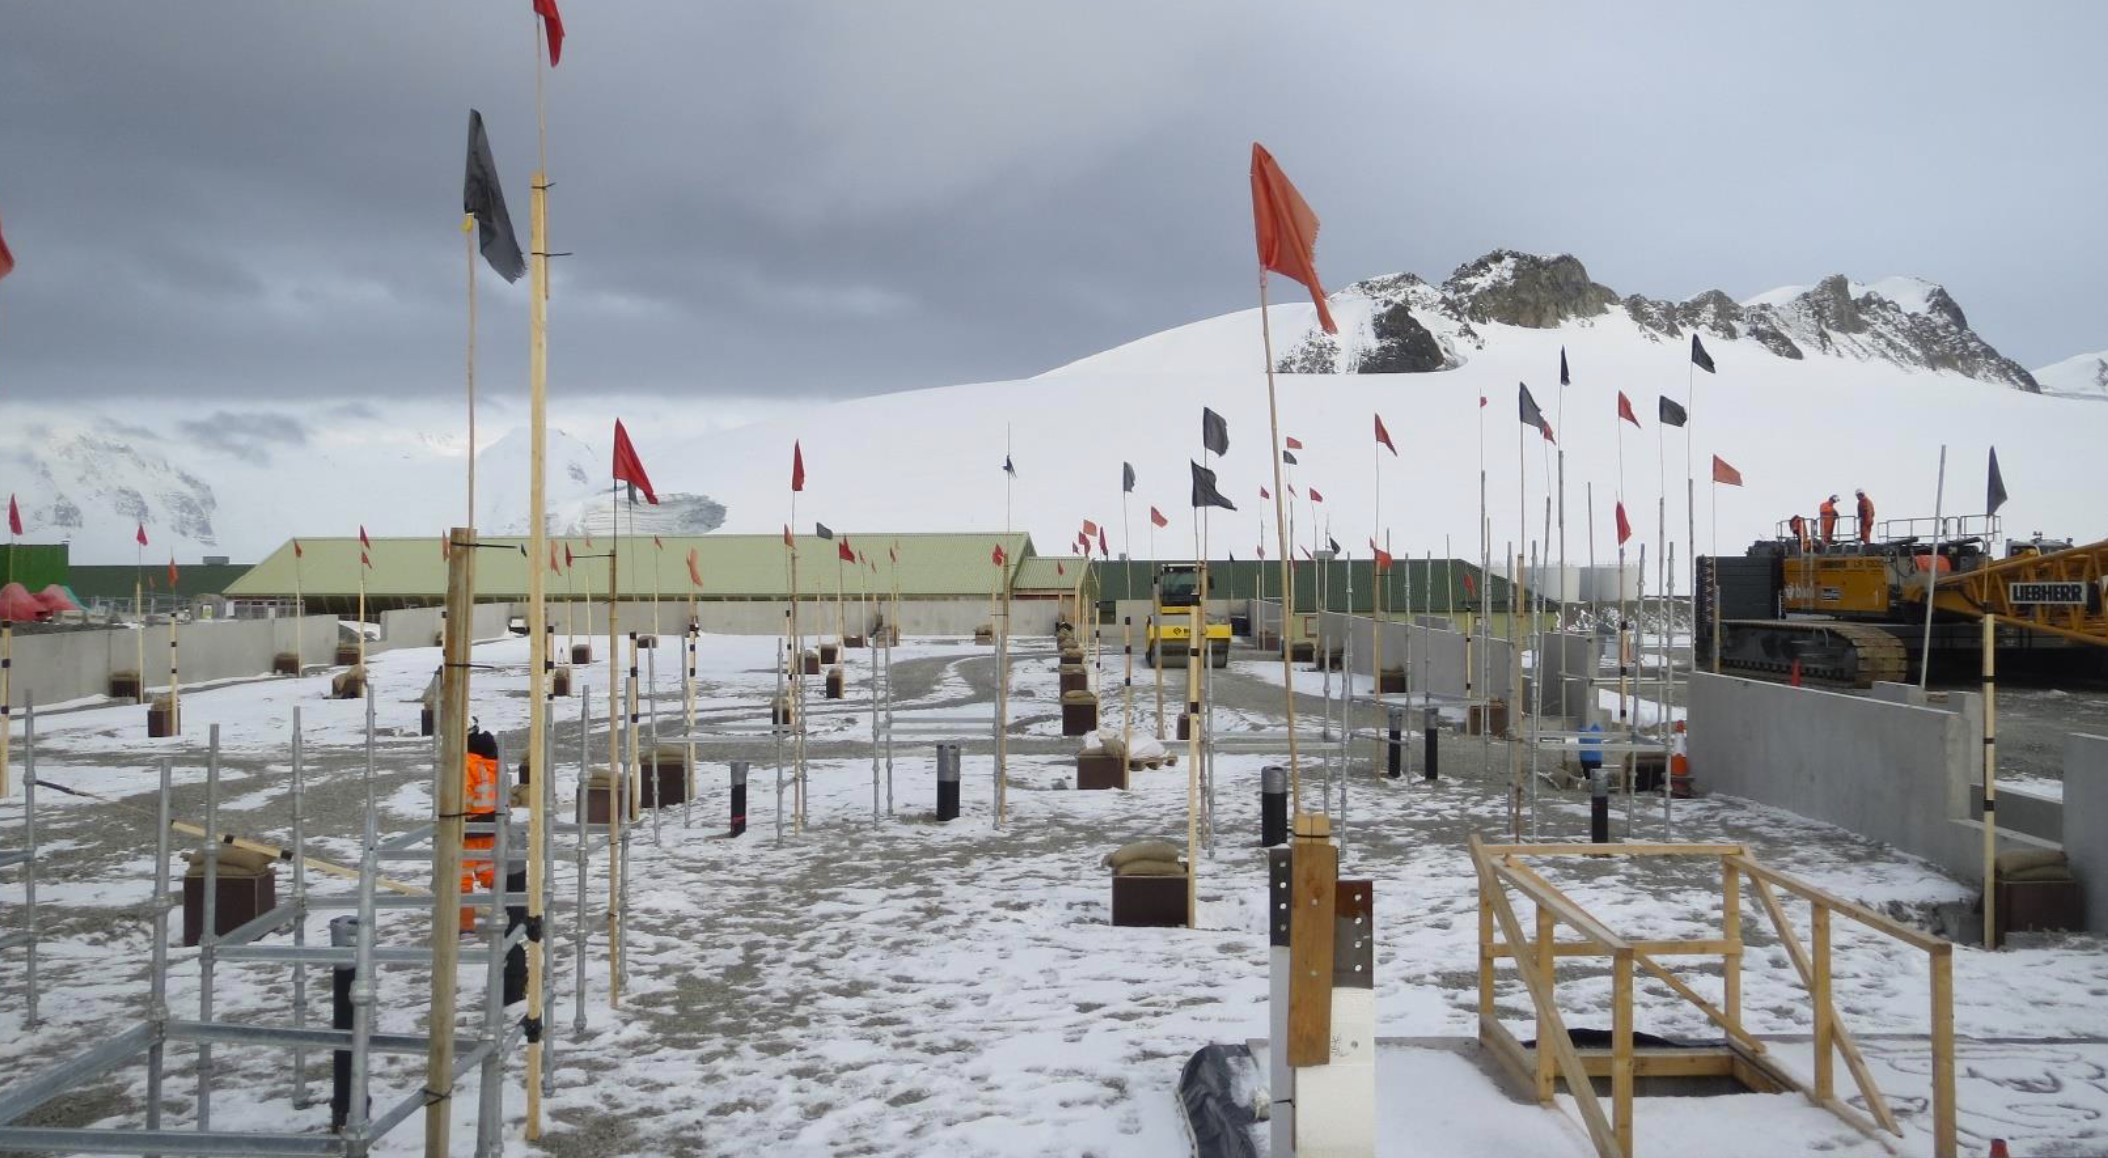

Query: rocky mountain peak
[1440,250,1618,329]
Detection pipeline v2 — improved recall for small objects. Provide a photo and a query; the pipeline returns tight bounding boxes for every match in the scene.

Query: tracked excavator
[1697,516,2108,687]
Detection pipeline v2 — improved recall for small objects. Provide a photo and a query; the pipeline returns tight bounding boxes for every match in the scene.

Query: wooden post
[424,526,475,1156]
[1534,902,1556,1101]
[1723,857,1742,1026]
[0,621,11,796]
[1476,875,1495,1021]
[135,573,145,703]
[1982,612,1999,948]
[1184,602,1202,923]
[1121,616,1134,789]
[1286,813,1337,1067]
[1931,947,1957,1158]
[1612,948,1634,1157]
[1151,615,1164,740]
[167,617,181,736]
[1812,903,1834,1100]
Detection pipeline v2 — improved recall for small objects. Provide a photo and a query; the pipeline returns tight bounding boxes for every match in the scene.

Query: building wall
[4,615,339,710]
[2062,734,2108,934]
[530,597,1054,639]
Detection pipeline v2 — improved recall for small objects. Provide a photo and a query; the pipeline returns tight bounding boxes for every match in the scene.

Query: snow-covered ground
[3,632,2106,1155]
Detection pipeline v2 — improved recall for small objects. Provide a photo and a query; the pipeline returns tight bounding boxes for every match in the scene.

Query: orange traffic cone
[1990,1140,2011,1158]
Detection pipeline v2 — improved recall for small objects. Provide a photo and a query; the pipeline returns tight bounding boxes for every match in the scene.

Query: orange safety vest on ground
[462,751,500,893]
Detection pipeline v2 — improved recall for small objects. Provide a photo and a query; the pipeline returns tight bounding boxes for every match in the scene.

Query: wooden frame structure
[1470,836,1957,1158]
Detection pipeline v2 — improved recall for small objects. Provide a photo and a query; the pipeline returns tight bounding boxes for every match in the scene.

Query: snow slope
[2037,350,2108,401]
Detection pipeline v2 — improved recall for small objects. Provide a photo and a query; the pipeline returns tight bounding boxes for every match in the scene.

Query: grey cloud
[175,411,310,464]
[0,2,2101,407]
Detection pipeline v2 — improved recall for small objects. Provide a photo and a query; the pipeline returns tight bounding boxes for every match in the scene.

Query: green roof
[1012,555,1094,593]
[225,532,1039,602]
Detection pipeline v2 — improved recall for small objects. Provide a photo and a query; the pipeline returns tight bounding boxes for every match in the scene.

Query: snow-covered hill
[2,249,2099,568]
[2036,350,2108,401]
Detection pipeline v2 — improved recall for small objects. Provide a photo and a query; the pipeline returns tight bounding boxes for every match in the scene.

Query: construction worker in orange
[1856,488,1876,544]
[1818,494,1840,548]
[462,723,501,934]
[1788,513,1811,553]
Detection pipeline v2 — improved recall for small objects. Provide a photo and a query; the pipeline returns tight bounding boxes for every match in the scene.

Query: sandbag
[1997,849,2071,880]
[1104,840,1183,870]
[185,846,277,877]
[1117,858,1186,877]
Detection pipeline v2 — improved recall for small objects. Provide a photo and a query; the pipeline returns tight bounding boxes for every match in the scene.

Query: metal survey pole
[646,641,662,847]
[475,734,512,1156]
[290,708,310,1110]
[346,681,380,1150]
[19,701,37,1029]
[574,687,589,1037]
[146,756,171,1130]
[197,724,221,1131]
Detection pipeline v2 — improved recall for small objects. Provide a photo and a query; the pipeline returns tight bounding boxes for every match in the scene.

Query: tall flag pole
[1556,349,1570,629]
[1616,392,1640,741]
[788,441,807,832]
[1516,382,1556,838]
[134,522,147,702]
[514,0,565,1137]
[1373,412,1397,704]
[1250,142,1336,814]
[1687,335,1713,691]
[1121,461,1136,607]
[1657,392,1684,726]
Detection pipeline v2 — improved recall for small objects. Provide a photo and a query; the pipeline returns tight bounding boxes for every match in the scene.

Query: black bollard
[329,915,360,1132]
[1590,768,1610,844]
[1422,706,1440,782]
[729,761,749,837]
[1385,706,1405,779]
[1260,764,1288,847]
[503,867,527,1006]
[935,743,961,822]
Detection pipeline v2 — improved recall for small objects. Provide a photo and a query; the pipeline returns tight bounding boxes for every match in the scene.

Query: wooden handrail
[1726,854,1949,955]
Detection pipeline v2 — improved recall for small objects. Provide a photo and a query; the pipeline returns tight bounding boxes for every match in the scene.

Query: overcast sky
[1,2,2102,406]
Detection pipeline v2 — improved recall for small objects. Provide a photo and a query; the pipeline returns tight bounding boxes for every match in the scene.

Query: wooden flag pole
[464,214,479,530]
[1983,613,2000,948]
[606,484,624,1003]
[1256,272,1302,810]
[134,547,146,703]
[522,159,553,1133]
[788,492,804,832]
[424,527,475,1157]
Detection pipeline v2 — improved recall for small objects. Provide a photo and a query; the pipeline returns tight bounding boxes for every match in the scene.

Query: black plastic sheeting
[1178,1043,1263,1158]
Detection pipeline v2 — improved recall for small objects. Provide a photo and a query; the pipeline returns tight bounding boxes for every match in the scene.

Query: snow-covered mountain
[2036,350,2108,401]
[1,249,2099,567]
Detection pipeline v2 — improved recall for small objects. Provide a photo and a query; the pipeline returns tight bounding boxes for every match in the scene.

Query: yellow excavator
[1699,518,2108,687]
[1145,562,1231,669]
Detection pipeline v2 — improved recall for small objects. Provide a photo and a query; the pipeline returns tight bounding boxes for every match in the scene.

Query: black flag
[1282,450,1298,466]
[1658,395,1688,428]
[1122,462,1136,493]
[1202,408,1229,456]
[814,522,834,540]
[1002,454,1015,477]
[464,110,526,283]
[1518,382,1552,441]
[1987,447,2008,516]
[1559,347,1570,387]
[1327,536,1341,554]
[1190,461,1237,511]
[1691,333,1716,374]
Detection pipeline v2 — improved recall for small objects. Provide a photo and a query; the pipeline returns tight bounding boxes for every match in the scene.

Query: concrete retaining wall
[5,615,340,709]
[2064,734,2108,934]
[1688,672,1998,882]
[541,597,1052,639]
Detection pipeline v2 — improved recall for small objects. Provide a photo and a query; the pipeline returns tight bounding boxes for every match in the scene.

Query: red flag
[889,543,898,564]
[565,544,574,568]
[791,441,806,492]
[612,419,659,505]
[549,542,561,573]
[1097,527,1110,557]
[1286,482,1297,497]
[1479,395,1488,409]
[838,540,856,564]
[360,550,372,570]
[1309,488,1324,504]
[1617,392,1640,429]
[1615,501,1632,545]
[1285,436,1304,451]
[294,539,304,559]
[439,535,447,560]
[992,543,1006,567]
[534,0,565,66]
[6,494,20,536]
[1374,413,1396,455]
[0,208,14,283]
[168,556,179,588]
[1712,455,1744,487]
[1259,485,1270,500]
[1250,143,1336,334]
[136,523,148,547]
[782,524,793,548]
[1370,539,1392,572]
[686,547,702,588]
[1081,519,1099,538]
[1057,562,1065,577]
[1076,533,1088,552]
[359,525,371,550]
[1463,573,1477,596]
[1150,507,1168,529]
[653,534,663,551]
